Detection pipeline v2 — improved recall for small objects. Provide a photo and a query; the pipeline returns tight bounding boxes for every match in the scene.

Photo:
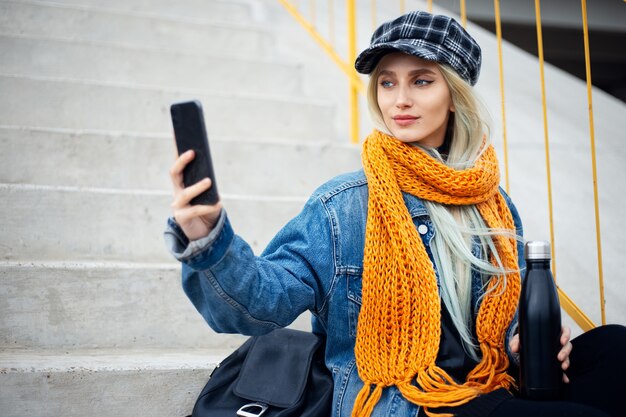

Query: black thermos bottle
[519,240,562,400]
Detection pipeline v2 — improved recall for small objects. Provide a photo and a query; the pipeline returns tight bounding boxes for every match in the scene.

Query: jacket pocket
[347,274,362,339]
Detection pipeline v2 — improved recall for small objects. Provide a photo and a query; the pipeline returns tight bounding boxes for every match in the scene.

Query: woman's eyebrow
[378,68,437,77]
[408,68,437,76]
[378,69,395,77]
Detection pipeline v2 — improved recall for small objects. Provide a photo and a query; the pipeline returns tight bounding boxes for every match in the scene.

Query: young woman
[165,10,625,417]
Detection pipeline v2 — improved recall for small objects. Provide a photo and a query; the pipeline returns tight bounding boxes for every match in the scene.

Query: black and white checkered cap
[355,10,482,86]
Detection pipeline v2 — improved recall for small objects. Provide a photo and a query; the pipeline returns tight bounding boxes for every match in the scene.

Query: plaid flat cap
[355,10,482,86]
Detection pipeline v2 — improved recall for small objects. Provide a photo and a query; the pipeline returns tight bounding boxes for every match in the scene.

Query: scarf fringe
[353,358,515,417]
[352,383,384,417]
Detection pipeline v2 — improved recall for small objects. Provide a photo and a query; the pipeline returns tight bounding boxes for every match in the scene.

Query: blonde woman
[166,10,625,417]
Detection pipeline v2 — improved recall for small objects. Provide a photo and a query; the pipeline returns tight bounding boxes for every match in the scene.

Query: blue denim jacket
[164,169,525,417]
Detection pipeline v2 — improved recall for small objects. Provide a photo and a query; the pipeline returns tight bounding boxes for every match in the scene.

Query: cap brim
[355,41,440,75]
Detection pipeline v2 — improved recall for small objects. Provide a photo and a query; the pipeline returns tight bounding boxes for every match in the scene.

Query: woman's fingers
[171,177,213,209]
[169,148,221,241]
[558,341,573,364]
[560,325,572,347]
[561,355,571,370]
[558,325,573,383]
[558,326,573,363]
[169,150,195,192]
[509,333,520,353]
[558,340,573,361]
[174,202,221,225]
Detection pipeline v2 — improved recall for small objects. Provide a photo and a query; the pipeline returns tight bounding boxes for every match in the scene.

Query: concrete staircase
[0,0,360,415]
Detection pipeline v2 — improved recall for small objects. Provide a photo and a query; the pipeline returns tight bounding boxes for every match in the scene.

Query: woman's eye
[414,79,433,86]
[380,80,394,88]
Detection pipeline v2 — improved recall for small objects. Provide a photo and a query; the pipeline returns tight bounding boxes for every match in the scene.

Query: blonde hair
[366,58,516,360]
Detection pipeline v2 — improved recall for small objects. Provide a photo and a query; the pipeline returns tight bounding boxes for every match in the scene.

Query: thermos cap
[525,240,551,260]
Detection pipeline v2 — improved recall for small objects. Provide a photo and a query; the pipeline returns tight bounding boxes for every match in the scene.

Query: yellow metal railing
[276,0,607,332]
[347,0,360,144]
[580,0,606,326]
[493,0,510,194]
[533,0,557,280]
[277,0,364,144]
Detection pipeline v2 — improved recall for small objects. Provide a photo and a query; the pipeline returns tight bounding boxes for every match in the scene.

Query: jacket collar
[402,193,430,218]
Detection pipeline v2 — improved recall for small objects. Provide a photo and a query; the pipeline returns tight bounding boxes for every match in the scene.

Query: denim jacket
[164,169,526,417]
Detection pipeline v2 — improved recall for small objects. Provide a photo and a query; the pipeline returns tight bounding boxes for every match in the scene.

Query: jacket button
[418,224,429,235]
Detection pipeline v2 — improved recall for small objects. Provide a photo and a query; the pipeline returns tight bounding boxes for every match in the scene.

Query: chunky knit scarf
[353,130,520,417]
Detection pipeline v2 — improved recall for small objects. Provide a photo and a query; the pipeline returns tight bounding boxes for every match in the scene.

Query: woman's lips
[392,115,419,127]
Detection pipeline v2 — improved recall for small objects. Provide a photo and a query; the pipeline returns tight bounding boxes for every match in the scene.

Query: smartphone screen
[170,100,219,205]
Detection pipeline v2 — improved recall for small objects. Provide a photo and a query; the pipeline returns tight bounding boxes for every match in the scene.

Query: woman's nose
[395,86,412,108]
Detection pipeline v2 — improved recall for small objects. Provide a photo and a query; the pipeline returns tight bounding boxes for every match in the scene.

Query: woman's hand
[557,325,573,383]
[170,150,222,241]
[509,325,573,383]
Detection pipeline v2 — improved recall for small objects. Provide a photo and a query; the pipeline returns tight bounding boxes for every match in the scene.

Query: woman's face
[376,53,454,147]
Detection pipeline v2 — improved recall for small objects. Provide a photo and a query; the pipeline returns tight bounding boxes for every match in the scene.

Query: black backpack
[190,328,333,417]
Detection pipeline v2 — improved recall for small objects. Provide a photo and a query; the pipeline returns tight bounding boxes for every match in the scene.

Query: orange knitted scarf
[353,130,520,417]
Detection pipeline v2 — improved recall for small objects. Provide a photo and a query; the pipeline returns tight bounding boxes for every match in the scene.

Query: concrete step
[17,0,253,23]
[0,76,334,140]
[0,348,223,417]
[0,261,312,349]
[0,184,306,262]
[0,127,360,194]
[0,35,303,97]
[0,0,272,58]
[0,262,234,349]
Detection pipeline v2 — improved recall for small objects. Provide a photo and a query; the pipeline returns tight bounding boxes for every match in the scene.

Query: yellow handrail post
[400,0,405,14]
[371,0,377,32]
[460,0,467,28]
[494,0,510,194]
[347,0,359,144]
[581,0,606,325]
[534,0,557,280]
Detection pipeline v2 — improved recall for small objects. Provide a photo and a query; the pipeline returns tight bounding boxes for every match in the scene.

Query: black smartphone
[170,100,219,205]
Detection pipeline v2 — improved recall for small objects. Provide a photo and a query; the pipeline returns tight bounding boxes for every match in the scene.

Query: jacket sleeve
[164,195,335,336]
